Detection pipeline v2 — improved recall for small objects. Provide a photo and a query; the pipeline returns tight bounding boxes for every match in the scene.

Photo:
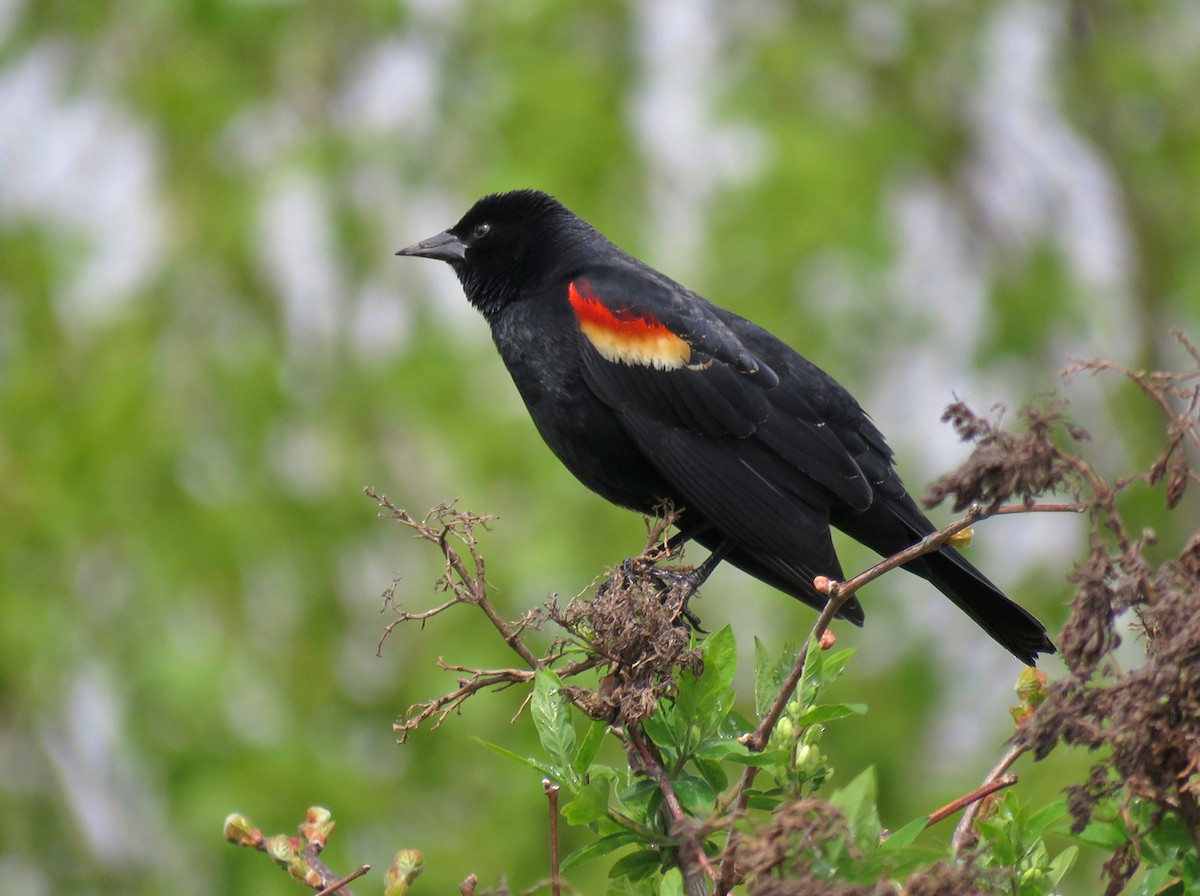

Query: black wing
[567,264,883,618]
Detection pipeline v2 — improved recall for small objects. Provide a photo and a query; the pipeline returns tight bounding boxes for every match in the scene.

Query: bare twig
[627,726,718,887]
[952,743,1028,851]
[927,775,1018,830]
[712,500,1073,894]
[992,502,1085,514]
[713,579,855,895]
[395,668,534,741]
[740,501,1006,757]
[543,779,562,896]
[823,503,987,606]
[368,489,544,670]
[313,865,370,896]
[377,597,459,654]
[763,500,1077,727]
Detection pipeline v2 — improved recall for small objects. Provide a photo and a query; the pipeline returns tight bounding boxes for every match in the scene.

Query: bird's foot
[595,557,708,630]
[644,565,708,631]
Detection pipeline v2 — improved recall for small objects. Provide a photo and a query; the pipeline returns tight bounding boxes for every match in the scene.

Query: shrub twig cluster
[229,331,1200,895]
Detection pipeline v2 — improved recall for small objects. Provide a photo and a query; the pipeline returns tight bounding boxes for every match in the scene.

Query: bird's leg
[646,541,730,630]
[605,524,704,586]
[597,526,725,628]
[599,529,693,599]
[661,529,692,558]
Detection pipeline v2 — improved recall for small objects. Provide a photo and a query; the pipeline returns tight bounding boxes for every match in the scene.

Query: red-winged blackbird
[397,189,1054,664]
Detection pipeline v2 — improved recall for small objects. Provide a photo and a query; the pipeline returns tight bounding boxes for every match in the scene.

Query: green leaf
[974,817,1017,865]
[829,766,880,849]
[721,710,757,738]
[533,668,576,772]
[675,626,736,749]
[1045,845,1078,889]
[563,777,611,826]
[672,775,716,817]
[754,637,779,718]
[694,756,729,793]
[754,638,800,717]
[1129,862,1174,896]
[643,705,675,751]
[695,738,750,761]
[643,700,681,762]
[746,792,782,810]
[1072,819,1129,850]
[879,815,929,851]
[1142,810,1198,857]
[617,778,660,816]
[801,645,856,705]
[474,737,561,780]
[794,702,867,727]
[609,849,661,881]
[658,867,684,896]
[720,747,794,767]
[560,831,640,872]
[574,719,608,776]
[1025,798,1068,838]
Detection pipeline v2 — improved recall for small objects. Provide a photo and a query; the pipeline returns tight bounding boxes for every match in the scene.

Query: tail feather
[916,547,1055,665]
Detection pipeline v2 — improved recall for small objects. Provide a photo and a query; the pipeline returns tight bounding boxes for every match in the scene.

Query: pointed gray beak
[395,230,467,264]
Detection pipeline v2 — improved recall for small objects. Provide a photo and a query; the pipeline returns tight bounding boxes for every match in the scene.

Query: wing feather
[570,265,875,511]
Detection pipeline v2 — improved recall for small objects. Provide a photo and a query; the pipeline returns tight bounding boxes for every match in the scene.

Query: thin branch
[927,775,1018,830]
[543,779,562,896]
[752,614,842,753]
[396,657,601,741]
[713,574,855,894]
[1066,331,1200,457]
[368,489,546,670]
[313,865,370,896]
[627,726,717,886]
[377,598,460,655]
[303,841,362,896]
[395,668,534,741]
[952,743,1028,852]
[476,590,544,670]
[627,726,689,827]
[825,503,987,606]
[992,502,1085,514]
[714,501,1067,894]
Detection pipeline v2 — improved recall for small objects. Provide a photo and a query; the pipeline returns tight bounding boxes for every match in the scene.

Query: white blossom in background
[630,0,766,273]
[0,43,164,332]
[255,172,343,356]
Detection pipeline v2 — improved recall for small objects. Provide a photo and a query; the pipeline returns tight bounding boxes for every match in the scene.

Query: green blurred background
[2,1,1198,894]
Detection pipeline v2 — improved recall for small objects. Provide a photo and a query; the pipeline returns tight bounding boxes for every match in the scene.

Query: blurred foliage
[1,1,1198,895]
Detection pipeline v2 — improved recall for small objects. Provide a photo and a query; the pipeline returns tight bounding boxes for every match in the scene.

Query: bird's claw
[595,558,709,631]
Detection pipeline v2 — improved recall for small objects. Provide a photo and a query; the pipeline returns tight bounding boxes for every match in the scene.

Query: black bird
[397,190,1054,664]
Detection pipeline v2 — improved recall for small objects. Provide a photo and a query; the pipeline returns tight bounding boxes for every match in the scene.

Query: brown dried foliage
[731,799,890,896]
[554,550,702,724]
[901,858,998,896]
[376,332,1200,893]
[923,400,1090,513]
[373,496,703,735]
[732,799,996,896]
[925,332,1200,892]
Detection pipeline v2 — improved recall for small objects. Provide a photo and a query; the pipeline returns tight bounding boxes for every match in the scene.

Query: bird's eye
[473,222,491,239]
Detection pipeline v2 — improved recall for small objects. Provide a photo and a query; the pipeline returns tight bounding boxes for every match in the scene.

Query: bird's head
[397,189,590,318]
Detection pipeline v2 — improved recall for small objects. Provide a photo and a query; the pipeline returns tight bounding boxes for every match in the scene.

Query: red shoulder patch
[568,281,691,370]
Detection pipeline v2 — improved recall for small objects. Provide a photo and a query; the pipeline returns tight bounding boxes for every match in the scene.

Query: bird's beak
[395,230,467,264]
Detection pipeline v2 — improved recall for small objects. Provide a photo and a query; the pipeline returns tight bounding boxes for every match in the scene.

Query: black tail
[916,547,1055,665]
